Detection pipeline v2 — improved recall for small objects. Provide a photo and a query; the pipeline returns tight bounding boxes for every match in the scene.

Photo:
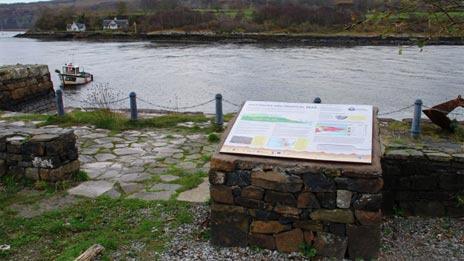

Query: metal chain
[223,98,241,107]
[137,97,215,111]
[378,104,415,116]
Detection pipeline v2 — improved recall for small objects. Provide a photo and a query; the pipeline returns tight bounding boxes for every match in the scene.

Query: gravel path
[161,204,464,260]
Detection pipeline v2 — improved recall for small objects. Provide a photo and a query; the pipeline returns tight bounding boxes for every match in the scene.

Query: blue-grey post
[130,92,137,121]
[56,89,65,116]
[314,97,322,104]
[215,93,223,128]
[411,99,422,138]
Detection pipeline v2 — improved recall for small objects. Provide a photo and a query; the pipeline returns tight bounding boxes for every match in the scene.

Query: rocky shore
[15,31,464,46]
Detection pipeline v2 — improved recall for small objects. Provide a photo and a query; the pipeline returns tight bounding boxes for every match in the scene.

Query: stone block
[439,174,464,190]
[274,205,301,217]
[275,228,304,253]
[226,170,251,186]
[316,192,336,209]
[328,223,346,237]
[21,142,45,156]
[347,225,380,260]
[241,186,264,200]
[336,190,352,209]
[248,207,279,218]
[25,167,39,180]
[235,197,268,209]
[297,192,320,209]
[310,209,354,224]
[251,170,303,192]
[355,210,382,225]
[250,220,290,234]
[409,175,438,190]
[303,173,335,192]
[303,231,315,244]
[211,204,249,247]
[264,190,297,206]
[353,193,382,211]
[210,185,235,204]
[313,232,347,259]
[294,220,323,232]
[413,201,445,217]
[335,177,383,193]
[249,233,276,250]
[209,171,226,185]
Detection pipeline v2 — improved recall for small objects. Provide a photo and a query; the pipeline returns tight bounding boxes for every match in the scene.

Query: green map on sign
[241,114,304,124]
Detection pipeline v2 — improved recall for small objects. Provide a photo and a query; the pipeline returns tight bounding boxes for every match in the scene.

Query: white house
[102,18,129,30]
[66,22,86,32]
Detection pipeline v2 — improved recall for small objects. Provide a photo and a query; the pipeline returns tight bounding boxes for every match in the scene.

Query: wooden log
[74,244,105,261]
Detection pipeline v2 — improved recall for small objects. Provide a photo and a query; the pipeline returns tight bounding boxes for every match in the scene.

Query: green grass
[3,109,215,133]
[0,195,194,260]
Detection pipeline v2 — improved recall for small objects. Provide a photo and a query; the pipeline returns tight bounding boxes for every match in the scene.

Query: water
[1,31,463,118]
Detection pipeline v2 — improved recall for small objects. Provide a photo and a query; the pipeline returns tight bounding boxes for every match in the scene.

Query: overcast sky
[0,0,50,3]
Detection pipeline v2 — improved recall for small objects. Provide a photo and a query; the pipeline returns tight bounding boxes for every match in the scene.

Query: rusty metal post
[411,99,422,138]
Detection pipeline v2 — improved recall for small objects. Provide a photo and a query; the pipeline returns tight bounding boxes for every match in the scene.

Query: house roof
[102,18,129,27]
[67,22,86,30]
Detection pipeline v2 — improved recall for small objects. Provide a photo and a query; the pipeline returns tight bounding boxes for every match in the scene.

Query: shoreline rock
[15,31,464,46]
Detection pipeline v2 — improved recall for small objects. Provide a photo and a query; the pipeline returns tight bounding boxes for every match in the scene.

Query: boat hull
[61,72,93,86]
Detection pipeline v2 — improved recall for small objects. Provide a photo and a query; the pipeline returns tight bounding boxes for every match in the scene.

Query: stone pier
[0,64,56,113]
[209,116,383,259]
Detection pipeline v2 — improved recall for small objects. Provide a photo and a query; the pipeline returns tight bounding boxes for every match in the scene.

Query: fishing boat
[55,63,93,86]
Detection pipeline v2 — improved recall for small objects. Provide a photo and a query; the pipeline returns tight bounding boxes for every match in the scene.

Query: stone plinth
[0,125,79,182]
[209,113,382,259]
[0,64,56,113]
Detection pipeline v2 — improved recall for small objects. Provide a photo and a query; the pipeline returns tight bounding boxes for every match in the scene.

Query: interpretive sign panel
[221,101,374,163]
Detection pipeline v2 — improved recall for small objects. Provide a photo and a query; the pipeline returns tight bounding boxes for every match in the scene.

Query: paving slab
[120,182,145,194]
[159,175,180,182]
[68,180,115,198]
[150,183,182,192]
[118,172,151,182]
[177,177,210,203]
[128,190,174,201]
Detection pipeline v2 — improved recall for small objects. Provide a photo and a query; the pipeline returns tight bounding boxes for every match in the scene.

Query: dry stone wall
[382,148,464,217]
[0,64,56,113]
[209,116,383,259]
[0,123,79,182]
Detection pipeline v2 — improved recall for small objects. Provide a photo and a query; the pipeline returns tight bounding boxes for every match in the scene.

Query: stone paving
[67,126,215,202]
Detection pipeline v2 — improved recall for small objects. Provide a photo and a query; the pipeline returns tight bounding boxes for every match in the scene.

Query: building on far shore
[102,18,129,30]
[66,22,86,32]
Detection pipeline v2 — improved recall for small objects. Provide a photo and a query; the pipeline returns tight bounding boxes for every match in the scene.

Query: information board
[221,101,373,163]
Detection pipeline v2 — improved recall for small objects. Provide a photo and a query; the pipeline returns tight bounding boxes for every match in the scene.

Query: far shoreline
[14,31,464,46]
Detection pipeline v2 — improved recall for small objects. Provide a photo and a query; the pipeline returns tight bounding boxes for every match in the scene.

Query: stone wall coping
[211,107,382,178]
[0,126,74,140]
[0,64,49,81]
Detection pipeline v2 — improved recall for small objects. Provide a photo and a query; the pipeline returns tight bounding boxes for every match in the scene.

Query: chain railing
[55,90,464,134]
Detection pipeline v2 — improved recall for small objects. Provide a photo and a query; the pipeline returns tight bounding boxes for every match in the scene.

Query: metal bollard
[411,99,422,138]
[314,97,322,104]
[215,93,224,128]
[129,92,137,121]
[56,89,65,116]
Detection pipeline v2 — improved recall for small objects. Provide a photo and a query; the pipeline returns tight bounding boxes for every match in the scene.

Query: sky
[0,0,50,3]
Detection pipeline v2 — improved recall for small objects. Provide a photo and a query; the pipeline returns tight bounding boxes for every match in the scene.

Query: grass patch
[207,133,220,143]
[0,195,194,260]
[15,110,214,132]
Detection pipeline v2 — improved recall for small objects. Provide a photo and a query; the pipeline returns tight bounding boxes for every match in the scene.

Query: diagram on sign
[221,101,373,163]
